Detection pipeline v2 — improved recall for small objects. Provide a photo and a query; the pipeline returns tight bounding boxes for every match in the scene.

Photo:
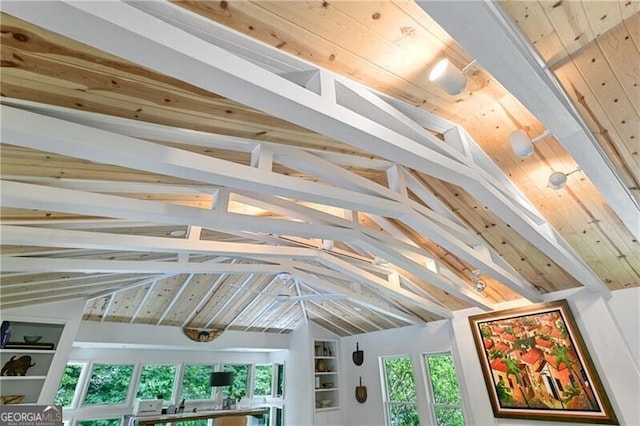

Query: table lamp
[210,371,234,409]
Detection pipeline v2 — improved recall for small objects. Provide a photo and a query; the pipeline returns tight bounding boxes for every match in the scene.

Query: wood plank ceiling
[1,1,638,337]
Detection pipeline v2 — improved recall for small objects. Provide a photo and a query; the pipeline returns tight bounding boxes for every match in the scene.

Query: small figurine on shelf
[0,321,10,349]
[1,355,36,376]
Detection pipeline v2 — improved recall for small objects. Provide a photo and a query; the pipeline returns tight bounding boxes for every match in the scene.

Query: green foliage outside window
[253,364,273,396]
[84,364,134,405]
[136,364,177,401]
[55,364,83,407]
[77,419,121,426]
[223,364,249,399]
[181,365,214,400]
[383,356,419,426]
[425,354,465,426]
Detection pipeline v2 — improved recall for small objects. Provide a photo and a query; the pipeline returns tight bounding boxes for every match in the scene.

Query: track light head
[429,58,467,96]
[508,129,535,158]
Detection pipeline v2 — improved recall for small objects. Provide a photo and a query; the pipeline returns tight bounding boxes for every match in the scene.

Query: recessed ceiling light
[169,230,186,237]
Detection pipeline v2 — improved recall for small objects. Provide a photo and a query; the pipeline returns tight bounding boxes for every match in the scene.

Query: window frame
[380,354,420,426]
[422,351,467,426]
[80,362,137,408]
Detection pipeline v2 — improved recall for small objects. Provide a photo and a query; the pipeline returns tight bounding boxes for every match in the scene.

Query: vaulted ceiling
[1,1,638,337]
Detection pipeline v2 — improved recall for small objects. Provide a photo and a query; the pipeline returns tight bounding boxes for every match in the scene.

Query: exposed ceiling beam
[416,0,639,240]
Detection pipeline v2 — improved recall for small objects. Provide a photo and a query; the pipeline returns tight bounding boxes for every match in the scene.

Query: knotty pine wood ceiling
[1,1,638,337]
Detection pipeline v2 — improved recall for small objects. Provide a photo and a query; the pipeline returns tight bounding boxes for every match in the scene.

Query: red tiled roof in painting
[515,348,543,365]
[484,339,494,350]
[536,338,553,348]
[495,342,510,352]
[491,359,508,372]
[503,333,516,342]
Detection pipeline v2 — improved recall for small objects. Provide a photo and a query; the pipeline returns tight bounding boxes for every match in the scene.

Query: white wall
[339,319,458,426]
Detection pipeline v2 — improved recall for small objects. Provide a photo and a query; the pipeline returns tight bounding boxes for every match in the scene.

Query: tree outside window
[424,353,466,426]
[222,364,250,400]
[77,419,121,426]
[55,363,84,407]
[181,365,214,400]
[136,364,177,401]
[253,364,273,396]
[83,364,134,405]
[382,356,419,426]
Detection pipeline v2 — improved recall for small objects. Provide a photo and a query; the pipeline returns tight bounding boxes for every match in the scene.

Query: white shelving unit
[313,339,339,411]
[0,320,65,405]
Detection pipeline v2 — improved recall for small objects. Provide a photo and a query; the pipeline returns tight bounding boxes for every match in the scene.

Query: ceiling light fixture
[471,270,486,293]
[428,58,476,96]
[548,168,581,190]
[507,129,551,158]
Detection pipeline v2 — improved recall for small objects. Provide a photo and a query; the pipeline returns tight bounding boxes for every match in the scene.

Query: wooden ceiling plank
[155,273,196,326]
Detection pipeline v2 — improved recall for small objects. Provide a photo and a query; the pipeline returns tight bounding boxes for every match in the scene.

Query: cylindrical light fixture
[429,58,467,96]
[508,129,535,158]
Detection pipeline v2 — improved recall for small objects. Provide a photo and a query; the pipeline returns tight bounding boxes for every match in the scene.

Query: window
[181,364,214,400]
[253,364,273,396]
[424,353,465,426]
[382,356,419,426]
[136,364,177,401]
[55,363,84,407]
[275,363,284,397]
[84,364,134,405]
[223,364,250,399]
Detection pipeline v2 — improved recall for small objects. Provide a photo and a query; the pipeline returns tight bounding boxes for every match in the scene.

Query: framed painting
[469,300,618,424]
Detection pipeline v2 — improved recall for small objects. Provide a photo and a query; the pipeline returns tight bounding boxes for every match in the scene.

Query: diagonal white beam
[0,181,356,241]
[0,257,284,274]
[1,106,404,218]
[1,225,318,259]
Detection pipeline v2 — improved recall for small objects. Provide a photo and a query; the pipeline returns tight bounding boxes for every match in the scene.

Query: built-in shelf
[313,339,339,411]
[0,320,64,405]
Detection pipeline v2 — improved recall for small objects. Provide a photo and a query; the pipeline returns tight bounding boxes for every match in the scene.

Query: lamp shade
[548,171,568,190]
[210,372,234,387]
[508,129,535,158]
[428,58,467,96]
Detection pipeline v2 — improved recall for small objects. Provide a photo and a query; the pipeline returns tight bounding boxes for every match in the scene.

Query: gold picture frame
[469,300,618,424]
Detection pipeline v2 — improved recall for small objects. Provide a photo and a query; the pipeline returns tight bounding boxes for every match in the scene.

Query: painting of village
[469,301,618,424]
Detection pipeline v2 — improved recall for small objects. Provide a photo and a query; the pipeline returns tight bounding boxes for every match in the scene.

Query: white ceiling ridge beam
[288,260,356,283]
[417,0,639,240]
[1,97,391,171]
[0,225,319,259]
[3,2,576,277]
[279,70,322,94]
[355,236,494,310]
[399,211,542,301]
[314,251,453,318]
[1,181,357,241]
[1,295,89,310]
[2,107,404,219]
[0,256,285,274]
[2,175,220,195]
[289,268,425,324]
